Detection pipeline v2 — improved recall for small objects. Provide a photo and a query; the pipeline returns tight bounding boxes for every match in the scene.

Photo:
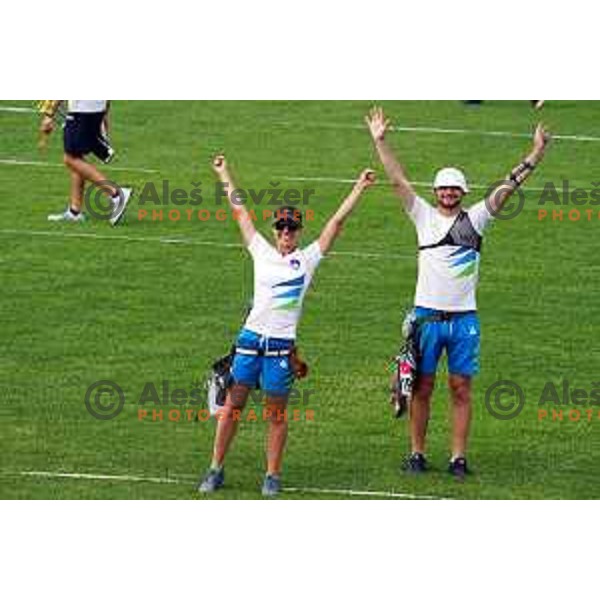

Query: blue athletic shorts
[414,307,481,377]
[231,328,295,396]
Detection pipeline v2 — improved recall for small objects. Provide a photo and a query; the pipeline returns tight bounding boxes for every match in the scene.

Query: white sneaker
[47,209,86,223]
[109,187,133,226]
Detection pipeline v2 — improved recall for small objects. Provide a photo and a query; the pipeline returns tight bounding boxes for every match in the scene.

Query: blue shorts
[231,329,295,396]
[414,307,481,377]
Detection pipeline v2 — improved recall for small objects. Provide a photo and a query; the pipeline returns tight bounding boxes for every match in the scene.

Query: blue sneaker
[197,467,225,493]
[261,474,281,498]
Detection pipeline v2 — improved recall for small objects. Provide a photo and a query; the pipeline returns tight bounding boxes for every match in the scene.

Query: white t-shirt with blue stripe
[244,233,323,340]
[408,196,493,311]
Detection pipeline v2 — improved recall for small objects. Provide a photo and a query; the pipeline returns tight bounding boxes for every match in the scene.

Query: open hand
[533,123,551,154]
[365,107,390,142]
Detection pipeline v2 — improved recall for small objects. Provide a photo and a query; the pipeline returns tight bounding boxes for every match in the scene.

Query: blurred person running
[40,100,132,225]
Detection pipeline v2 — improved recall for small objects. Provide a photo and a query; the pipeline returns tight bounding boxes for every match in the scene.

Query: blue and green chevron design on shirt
[272,274,305,311]
[449,247,479,279]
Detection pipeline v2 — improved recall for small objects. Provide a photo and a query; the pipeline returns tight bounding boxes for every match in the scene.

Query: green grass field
[1,100,600,499]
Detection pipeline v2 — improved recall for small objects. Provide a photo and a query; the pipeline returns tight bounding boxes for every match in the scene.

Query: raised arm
[318,169,376,255]
[365,107,417,212]
[487,123,551,215]
[212,154,256,246]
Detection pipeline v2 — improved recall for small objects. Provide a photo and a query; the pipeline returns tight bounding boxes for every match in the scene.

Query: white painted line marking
[284,486,447,500]
[0,158,159,174]
[15,470,447,500]
[19,470,183,485]
[0,106,36,113]
[275,121,600,143]
[388,125,600,143]
[3,105,599,142]
[274,175,549,192]
[0,229,414,260]
[0,158,552,192]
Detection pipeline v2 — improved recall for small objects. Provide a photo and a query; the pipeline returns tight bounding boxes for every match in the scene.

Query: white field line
[0,229,415,260]
[0,106,36,113]
[283,486,446,500]
[15,470,447,500]
[2,102,599,142]
[0,157,549,191]
[0,158,159,174]
[0,229,241,248]
[274,175,550,192]
[275,121,600,143]
[18,470,183,485]
[394,125,600,143]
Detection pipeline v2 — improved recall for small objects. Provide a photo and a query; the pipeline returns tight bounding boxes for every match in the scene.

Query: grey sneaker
[197,467,225,493]
[47,208,85,223]
[261,474,282,498]
[109,187,133,226]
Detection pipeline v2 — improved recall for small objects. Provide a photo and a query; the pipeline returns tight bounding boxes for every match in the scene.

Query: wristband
[509,161,535,186]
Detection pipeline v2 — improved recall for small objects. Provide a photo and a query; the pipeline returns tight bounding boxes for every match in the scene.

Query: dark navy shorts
[63,112,113,162]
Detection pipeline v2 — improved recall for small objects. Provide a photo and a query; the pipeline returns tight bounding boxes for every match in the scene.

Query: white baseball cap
[433,167,469,193]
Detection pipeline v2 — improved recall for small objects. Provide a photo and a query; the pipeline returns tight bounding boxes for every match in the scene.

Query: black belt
[418,310,476,323]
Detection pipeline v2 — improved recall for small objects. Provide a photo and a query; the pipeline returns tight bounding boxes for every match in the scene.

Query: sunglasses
[274,221,301,232]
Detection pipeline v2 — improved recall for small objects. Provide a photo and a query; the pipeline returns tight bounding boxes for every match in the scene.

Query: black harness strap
[415,310,476,325]
[418,210,483,253]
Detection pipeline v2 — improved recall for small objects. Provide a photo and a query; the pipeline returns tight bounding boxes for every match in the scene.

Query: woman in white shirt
[199,155,375,497]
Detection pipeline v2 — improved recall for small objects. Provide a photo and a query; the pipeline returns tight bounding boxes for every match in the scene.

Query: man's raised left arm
[487,123,552,216]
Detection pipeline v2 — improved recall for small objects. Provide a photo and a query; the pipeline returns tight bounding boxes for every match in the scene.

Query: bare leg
[265,396,289,476]
[64,153,118,198]
[409,375,435,454]
[448,374,472,458]
[69,169,85,213]
[211,384,250,467]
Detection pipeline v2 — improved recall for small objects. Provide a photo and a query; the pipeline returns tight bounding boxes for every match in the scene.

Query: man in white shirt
[366,106,551,479]
[198,155,375,497]
[40,100,132,225]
